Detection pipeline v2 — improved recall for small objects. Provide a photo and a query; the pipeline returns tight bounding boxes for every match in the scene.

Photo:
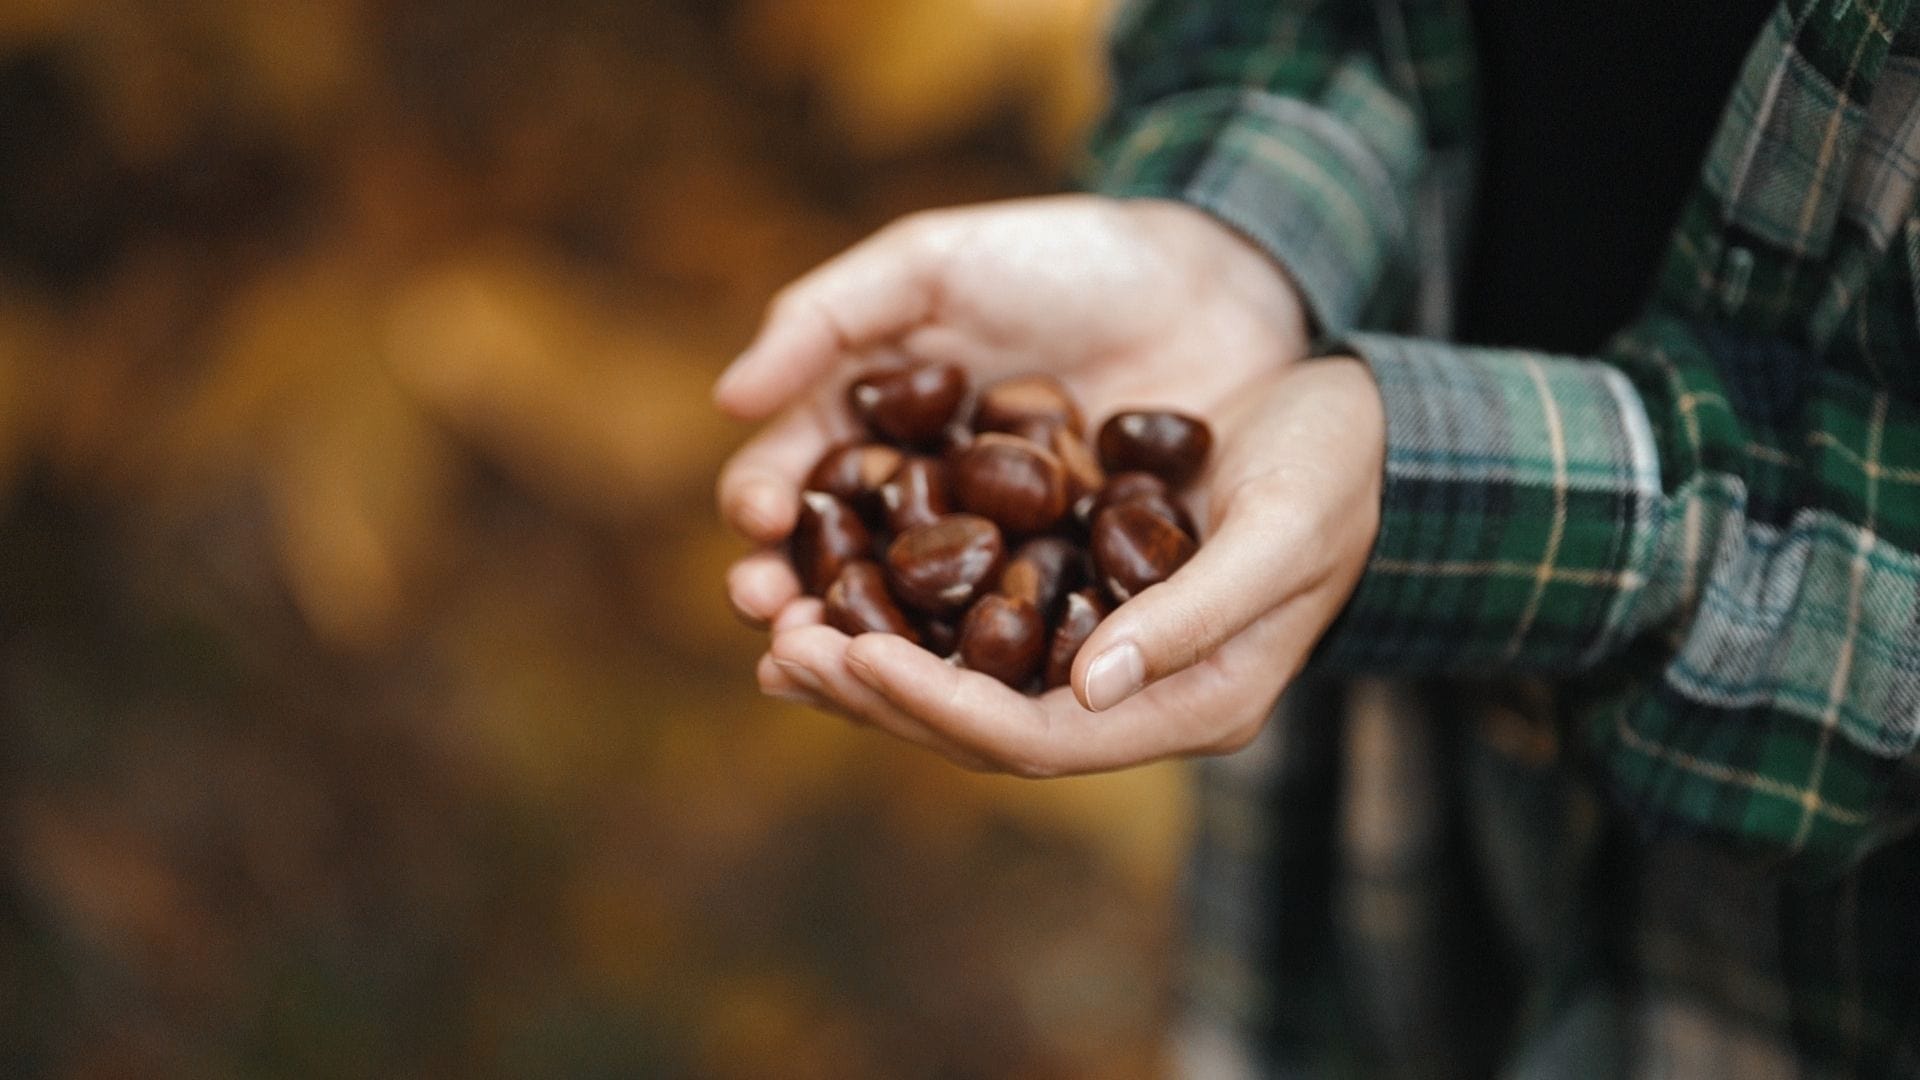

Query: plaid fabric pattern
[1088,0,1920,1074]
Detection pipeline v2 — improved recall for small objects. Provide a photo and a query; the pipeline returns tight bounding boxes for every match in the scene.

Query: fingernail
[767,687,814,705]
[773,658,824,695]
[1083,642,1145,712]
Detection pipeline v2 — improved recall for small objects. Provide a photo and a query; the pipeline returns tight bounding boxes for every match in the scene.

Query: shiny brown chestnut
[1051,427,1106,502]
[919,615,960,658]
[952,432,1070,534]
[1080,470,1196,536]
[878,456,951,534]
[792,491,874,596]
[1096,410,1213,487]
[805,443,904,505]
[848,362,969,445]
[886,513,1006,614]
[824,562,920,642]
[958,594,1046,689]
[973,374,1084,436]
[1003,417,1062,447]
[1092,501,1196,604]
[998,536,1081,620]
[1045,589,1110,689]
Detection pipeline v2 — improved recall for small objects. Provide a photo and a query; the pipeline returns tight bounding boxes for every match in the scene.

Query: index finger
[713,216,940,421]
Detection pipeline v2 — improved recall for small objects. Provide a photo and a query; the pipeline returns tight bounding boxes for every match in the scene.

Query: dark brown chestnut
[919,615,960,658]
[1081,470,1195,536]
[1003,417,1063,447]
[805,443,904,505]
[953,432,1070,534]
[1051,427,1106,502]
[878,456,951,534]
[974,375,1084,436]
[998,536,1080,621]
[958,594,1046,689]
[824,562,919,642]
[886,513,1005,614]
[791,491,874,596]
[1095,410,1213,486]
[848,362,969,445]
[1092,501,1196,604]
[1045,589,1110,689]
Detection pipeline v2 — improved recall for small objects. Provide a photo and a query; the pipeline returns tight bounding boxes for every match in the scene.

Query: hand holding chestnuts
[787,362,1212,695]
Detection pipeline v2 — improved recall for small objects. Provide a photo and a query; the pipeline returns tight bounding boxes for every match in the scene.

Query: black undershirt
[1458,2,1778,353]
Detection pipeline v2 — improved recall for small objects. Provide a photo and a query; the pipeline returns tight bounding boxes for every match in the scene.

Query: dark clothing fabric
[1460,0,1779,352]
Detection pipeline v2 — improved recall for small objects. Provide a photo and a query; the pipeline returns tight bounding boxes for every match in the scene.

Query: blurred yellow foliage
[740,0,1115,160]
[0,1,1181,1077]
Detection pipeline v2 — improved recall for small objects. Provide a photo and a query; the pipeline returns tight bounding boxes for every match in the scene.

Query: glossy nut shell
[1045,589,1109,689]
[1095,410,1213,487]
[824,562,919,642]
[791,491,873,596]
[878,456,951,534]
[885,514,1005,614]
[1091,501,1196,604]
[958,594,1046,689]
[952,432,1069,534]
[973,374,1083,436]
[848,362,969,445]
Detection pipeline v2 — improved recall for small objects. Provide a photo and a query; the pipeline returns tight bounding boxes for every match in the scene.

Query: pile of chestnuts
[791,362,1211,695]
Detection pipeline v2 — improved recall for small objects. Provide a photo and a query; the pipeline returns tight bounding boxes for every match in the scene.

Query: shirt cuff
[1313,333,1667,675]
[1087,84,1417,336]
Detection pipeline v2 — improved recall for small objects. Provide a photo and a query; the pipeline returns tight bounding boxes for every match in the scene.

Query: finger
[713,219,940,420]
[758,651,827,708]
[849,591,1330,774]
[727,551,804,629]
[843,633,1088,777]
[771,596,825,633]
[1073,490,1320,712]
[770,625,996,771]
[715,395,857,543]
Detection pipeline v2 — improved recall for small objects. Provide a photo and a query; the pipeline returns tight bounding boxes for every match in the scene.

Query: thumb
[1072,492,1317,712]
[713,217,941,420]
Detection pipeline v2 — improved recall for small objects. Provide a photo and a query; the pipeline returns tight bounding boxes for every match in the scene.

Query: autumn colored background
[0,1,1205,1077]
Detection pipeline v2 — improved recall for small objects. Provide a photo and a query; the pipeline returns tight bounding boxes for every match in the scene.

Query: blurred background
[0,0,1199,1076]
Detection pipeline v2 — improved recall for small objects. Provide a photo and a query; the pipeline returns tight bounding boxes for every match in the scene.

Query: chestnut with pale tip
[877,456,951,534]
[952,432,1070,534]
[1083,470,1196,537]
[1050,427,1106,502]
[973,374,1084,435]
[824,561,920,642]
[848,362,969,444]
[886,513,1006,614]
[1045,589,1109,689]
[805,443,903,507]
[1091,501,1196,603]
[998,536,1080,621]
[919,615,960,658]
[791,491,874,596]
[1096,410,1213,487]
[958,593,1047,689]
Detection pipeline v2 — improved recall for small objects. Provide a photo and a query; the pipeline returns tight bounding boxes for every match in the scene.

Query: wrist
[1117,197,1313,360]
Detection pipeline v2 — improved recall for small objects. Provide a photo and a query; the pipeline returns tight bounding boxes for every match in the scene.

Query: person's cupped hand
[715,193,1382,774]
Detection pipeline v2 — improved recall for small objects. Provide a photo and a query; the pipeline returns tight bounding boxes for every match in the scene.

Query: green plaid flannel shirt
[1088,0,1920,1075]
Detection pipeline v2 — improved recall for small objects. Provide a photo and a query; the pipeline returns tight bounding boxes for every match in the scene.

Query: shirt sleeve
[1083,0,1429,334]
[1313,315,1920,875]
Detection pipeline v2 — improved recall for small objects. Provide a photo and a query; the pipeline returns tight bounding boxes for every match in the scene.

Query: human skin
[714,195,1384,775]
